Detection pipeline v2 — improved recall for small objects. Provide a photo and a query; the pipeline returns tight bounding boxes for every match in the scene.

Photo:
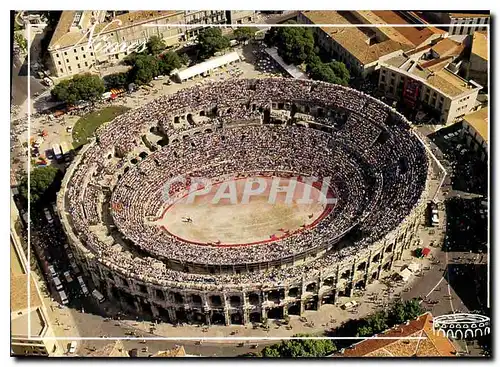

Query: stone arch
[131,158,138,165]
[230,312,243,325]
[288,287,300,298]
[454,330,463,339]
[465,329,474,339]
[172,292,184,304]
[139,151,148,160]
[288,303,300,316]
[357,262,367,271]
[248,293,260,305]
[306,282,317,293]
[446,329,455,339]
[355,279,365,289]
[323,277,334,287]
[267,307,284,319]
[475,328,484,337]
[249,312,261,323]
[230,295,242,307]
[210,295,223,307]
[192,294,202,305]
[211,311,225,325]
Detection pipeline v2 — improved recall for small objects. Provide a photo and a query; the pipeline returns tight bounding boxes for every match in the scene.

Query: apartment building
[421,12,490,35]
[378,39,482,124]
[298,11,444,77]
[48,10,228,78]
[461,107,488,161]
[226,10,255,24]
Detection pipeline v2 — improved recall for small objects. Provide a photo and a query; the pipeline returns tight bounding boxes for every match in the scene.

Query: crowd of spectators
[62,78,428,287]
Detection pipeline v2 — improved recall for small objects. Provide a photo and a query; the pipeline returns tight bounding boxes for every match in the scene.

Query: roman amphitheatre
[58,78,430,325]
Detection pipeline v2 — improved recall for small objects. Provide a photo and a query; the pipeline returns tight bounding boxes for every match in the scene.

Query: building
[378,38,482,124]
[173,51,241,82]
[298,11,444,77]
[11,196,58,356]
[48,11,228,78]
[337,313,458,357]
[467,31,488,89]
[226,10,255,24]
[421,12,490,36]
[461,107,488,161]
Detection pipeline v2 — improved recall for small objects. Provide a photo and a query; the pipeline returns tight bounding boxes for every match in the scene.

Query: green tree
[265,21,315,65]
[146,35,166,55]
[14,33,27,52]
[51,73,105,104]
[19,166,62,205]
[389,299,407,325]
[158,51,182,75]
[404,299,424,320]
[367,311,388,334]
[197,28,230,59]
[234,27,255,43]
[307,59,350,86]
[103,72,129,89]
[260,335,335,357]
[129,54,159,85]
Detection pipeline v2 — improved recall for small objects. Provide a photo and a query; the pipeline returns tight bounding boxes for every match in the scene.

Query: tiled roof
[371,11,440,48]
[464,107,488,143]
[431,38,463,58]
[301,11,412,65]
[338,313,458,357]
[472,31,488,60]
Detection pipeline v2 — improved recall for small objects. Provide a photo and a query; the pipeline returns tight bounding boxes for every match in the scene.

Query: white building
[378,38,482,124]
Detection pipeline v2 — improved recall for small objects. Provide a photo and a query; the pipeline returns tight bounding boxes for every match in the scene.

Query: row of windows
[59,61,89,74]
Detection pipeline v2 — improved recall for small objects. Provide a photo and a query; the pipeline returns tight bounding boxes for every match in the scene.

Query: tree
[14,33,27,52]
[129,54,159,85]
[146,35,166,55]
[307,59,350,86]
[259,335,335,357]
[404,299,424,320]
[389,299,407,325]
[103,72,129,89]
[367,311,388,334]
[265,21,315,65]
[19,166,62,206]
[51,73,105,104]
[197,28,230,59]
[158,51,182,75]
[234,27,255,43]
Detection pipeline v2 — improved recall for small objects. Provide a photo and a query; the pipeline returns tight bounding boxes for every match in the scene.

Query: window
[68,66,72,71]
[73,49,77,53]
[83,54,86,58]
[66,59,69,63]
[64,51,67,55]
[81,46,84,51]
[60,68,63,73]
[58,61,61,65]
[90,52,94,56]
[56,54,59,58]
[77,63,81,68]
[85,61,88,67]
[75,56,79,60]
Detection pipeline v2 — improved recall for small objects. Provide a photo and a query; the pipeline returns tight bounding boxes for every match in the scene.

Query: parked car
[63,271,73,283]
[48,265,57,278]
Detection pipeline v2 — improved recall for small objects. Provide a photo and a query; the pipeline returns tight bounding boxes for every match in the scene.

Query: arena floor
[155,176,335,247]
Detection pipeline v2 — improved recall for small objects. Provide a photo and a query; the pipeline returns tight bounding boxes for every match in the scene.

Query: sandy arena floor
[155,177,334,247]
